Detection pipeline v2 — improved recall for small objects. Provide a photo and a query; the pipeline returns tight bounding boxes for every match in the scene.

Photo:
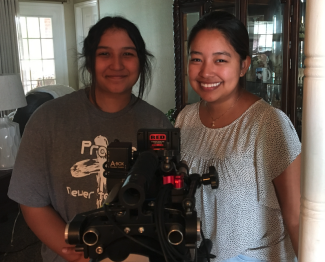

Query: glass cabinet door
[211,0,236,15]
[296,0,306,139]
[183,12,201,104]
[245,0,285,110]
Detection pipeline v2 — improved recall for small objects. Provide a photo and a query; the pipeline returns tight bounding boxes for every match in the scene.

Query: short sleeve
[175,104,192,129]
[8,107,52,207]
[255,108,301,209]
[174,111,183,128]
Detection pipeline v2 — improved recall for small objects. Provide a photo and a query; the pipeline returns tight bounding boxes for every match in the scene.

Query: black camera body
[65,129,218,262]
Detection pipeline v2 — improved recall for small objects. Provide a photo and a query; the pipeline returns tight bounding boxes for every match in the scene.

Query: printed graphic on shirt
[70,135,108,208]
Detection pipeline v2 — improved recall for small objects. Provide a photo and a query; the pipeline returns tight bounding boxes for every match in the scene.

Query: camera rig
[65,128,218,262]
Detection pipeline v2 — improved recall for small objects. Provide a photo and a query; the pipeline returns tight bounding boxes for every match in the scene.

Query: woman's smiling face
[188,29,245,104]
[95,28,140,97]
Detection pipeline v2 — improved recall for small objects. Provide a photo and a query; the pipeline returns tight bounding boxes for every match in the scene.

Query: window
[19,2,69,93]
[248,20,275,53]
[20,16,56,92]
[247,15,283,55]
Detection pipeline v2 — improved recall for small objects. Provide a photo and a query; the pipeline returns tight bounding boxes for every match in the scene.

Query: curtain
[0,0,20,74]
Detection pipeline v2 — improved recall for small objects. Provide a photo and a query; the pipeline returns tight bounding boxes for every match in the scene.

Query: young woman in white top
[175,11,301,262]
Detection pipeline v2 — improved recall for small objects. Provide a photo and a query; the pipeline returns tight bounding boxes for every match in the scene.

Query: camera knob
[163,150,175,157]
[201,166,219,189]
[210,175,218,189]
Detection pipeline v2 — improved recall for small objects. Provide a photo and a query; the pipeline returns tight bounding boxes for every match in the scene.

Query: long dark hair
[188,11,250,62]
[80,16,154,106]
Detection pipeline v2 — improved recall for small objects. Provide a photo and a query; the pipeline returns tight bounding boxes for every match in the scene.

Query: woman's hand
[20,205,90,262]
[62,247,90,262]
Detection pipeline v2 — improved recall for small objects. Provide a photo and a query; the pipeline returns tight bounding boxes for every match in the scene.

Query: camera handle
[182,166,219,214]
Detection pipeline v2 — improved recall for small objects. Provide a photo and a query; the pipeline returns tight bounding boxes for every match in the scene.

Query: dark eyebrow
[189,51,231,57]
[189,51,201,56]
[96,46,137,51]
[213,51,231,57]
[122,47,137,51]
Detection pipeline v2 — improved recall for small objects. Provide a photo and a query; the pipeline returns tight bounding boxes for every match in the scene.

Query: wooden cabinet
[293,0,306,139]
[173,0,306,139]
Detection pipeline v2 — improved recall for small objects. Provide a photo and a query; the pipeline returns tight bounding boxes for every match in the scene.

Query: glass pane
[183,12,200,105]
[296,0,307,139]
[20,17,27,38]
[22,39,29,59]
[36,79,44,87]
[246,0,284,110]
[41,39,54,59]
[44,78,56,86]
[25,81,32,93]
[43,60,56,80]
[29,39,42,59]
[31,81,38,89]
[30,60,43,80]
[40,18,53,38]
[21,60,31,81]
[211,0,236,15]
[26,17,40,38]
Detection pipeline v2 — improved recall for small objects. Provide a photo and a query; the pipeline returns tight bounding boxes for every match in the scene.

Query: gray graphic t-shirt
[8,89,172,262]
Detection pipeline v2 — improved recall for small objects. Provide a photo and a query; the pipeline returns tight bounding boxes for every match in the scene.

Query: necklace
[205,90,243,127]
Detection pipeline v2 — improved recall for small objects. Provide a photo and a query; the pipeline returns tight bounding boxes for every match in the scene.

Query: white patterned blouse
[175,99,301,262]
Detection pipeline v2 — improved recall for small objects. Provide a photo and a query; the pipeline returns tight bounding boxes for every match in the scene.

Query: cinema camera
[65,128,218,262]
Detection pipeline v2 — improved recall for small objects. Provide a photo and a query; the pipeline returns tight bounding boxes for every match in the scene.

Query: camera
[65,128,218,262]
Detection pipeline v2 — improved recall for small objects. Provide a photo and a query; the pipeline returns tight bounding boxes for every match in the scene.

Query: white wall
[99,0,175,114]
